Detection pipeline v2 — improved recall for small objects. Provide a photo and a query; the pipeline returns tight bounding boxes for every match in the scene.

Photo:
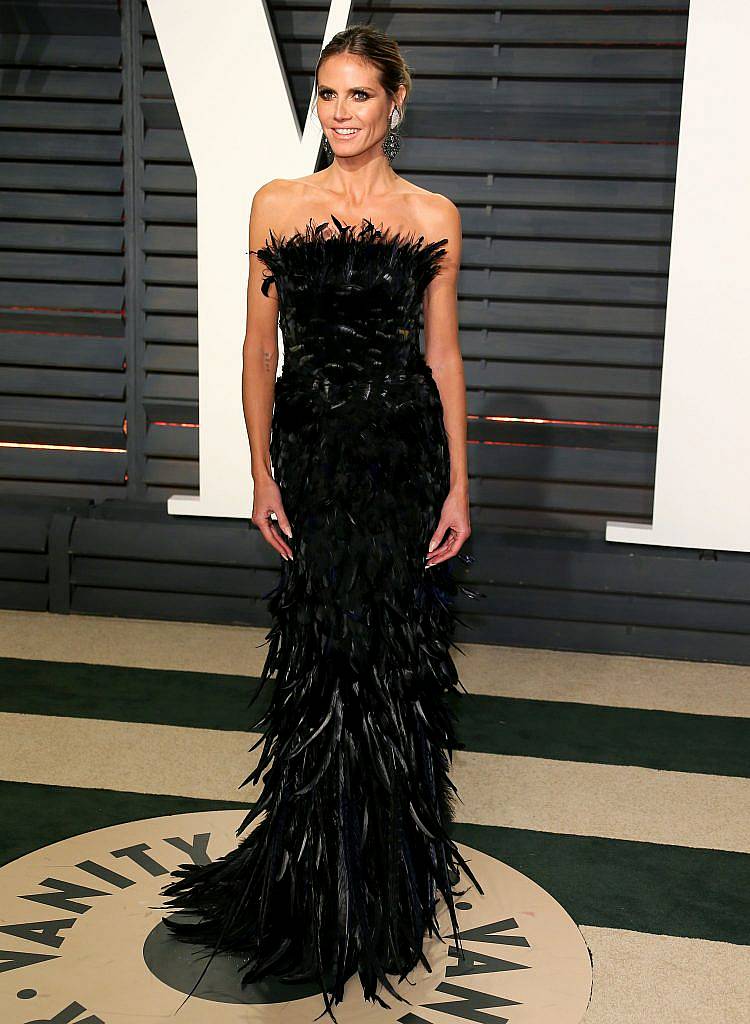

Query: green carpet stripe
[0,780,747,947]
[1,657,748,777]
[0,779,248,871]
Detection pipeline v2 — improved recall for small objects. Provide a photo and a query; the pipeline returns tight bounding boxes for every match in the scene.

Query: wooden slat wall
[138,1,199,496]
[0,0,127,495]
[0,0,690,530]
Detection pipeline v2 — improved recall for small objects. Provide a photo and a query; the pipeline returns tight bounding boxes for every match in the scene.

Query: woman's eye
[318,89,369,101]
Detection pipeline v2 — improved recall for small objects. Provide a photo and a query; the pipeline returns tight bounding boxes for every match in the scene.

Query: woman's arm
[421,197,471,567]
[242,181,294,560]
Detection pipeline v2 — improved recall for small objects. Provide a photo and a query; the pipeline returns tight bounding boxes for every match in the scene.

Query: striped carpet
[0,608,747,1022]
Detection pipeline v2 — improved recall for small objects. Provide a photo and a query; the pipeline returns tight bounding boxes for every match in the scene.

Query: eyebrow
[317,84,372,92]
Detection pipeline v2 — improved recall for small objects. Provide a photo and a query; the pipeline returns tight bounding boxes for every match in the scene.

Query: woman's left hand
[426,486,471,567]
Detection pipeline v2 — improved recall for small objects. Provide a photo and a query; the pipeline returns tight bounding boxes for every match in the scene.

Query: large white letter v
[145,0,352,518]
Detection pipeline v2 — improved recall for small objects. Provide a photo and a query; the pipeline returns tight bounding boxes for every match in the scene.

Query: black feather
[159,214,486,1021]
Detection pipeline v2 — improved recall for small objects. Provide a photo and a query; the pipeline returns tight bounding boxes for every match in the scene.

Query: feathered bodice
[253,214,448,387]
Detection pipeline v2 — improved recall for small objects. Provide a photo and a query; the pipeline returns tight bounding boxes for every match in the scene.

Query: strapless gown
[159,213,484,1021]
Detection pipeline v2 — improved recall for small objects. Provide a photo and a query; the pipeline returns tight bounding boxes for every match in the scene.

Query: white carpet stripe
[1,712,748,853]
[580,926,749,1024]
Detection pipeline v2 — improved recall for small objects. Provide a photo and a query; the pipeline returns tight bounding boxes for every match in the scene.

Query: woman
[160,23,484,1022]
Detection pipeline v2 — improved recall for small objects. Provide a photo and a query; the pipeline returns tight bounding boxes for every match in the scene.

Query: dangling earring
[382,105,402,163]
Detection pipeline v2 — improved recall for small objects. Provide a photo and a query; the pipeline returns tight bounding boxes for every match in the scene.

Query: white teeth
[334,128,358,135]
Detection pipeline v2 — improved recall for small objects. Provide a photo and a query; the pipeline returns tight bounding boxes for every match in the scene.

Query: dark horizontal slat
[468,422,656,461]
[143,224,196,255]
[472,531,747,596]
[142,126,190,163]
[0,34,121,67]
[408,174,675,211]
[0,99,122,132]
[0,581,47,610]
[468,445,658,489]
[0,282,124,309]
[405,107,679,143]
[70,586,268,625]
[457,297,665,335]
[0,309,123,337]
[0,3,120,35]
[0,367,125,399]
[71,516,271,566]
[142,194,196,224]
[0,422,125,448]
[0,512,52,551]
[72,556,278,598]
[143,255,196,286]
[145,423,198,459]
[465,360,660,398]
[0,551,47,581]
[142,457,198,488]
[474,477,654,517]
[468,389,659,426]
[462,209,674,243]
[142,399,197,423]
[141,162,196,194]
[458,330,662,367]
[0,222,124,252]
[0,68,122,100]
[141,97,181,131]
[0,450,125,483]
[144,344,196,374]
[405,138,678,178]
[143,315,197,344]
[143,373,195,401]
[0,162,122,192]
[0,395,125,426]
[0,252,123,283]
[460,267,666,305]
[0,131,122,162]
[0,334,125,370]
[462,581,750,637]
[143,285,196,316]
[0,192,123,221]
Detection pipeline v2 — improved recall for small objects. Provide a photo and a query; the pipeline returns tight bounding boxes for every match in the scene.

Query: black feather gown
[160,213,484,1021]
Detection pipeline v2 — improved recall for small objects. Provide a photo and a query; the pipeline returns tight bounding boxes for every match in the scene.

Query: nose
[332,101,353,121]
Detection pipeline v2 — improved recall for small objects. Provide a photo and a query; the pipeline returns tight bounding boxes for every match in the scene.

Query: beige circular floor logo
[0,811,592,1022]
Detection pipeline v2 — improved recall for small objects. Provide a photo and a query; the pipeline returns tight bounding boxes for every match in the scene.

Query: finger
[269,518,294,558]
[259,518,292,560]
[426,529,463,567]
[427,525,457,557]
[427,522,449,554]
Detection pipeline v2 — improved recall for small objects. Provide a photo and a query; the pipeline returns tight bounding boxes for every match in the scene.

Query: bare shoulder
[400,188,462,273]
[251,175,328,234]
[250,178,296,220]
[413,190,460,243]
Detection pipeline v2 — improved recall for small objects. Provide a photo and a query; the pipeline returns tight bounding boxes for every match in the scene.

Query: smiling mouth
[331,127,360,137]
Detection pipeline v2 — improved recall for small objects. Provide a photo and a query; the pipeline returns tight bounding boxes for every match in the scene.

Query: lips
[331,128,360,138]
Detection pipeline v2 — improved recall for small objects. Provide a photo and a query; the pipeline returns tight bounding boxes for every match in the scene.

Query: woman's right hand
[252,477,293,561]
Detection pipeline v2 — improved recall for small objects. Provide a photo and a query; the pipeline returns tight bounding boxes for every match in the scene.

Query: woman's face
[316,53,403,160]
